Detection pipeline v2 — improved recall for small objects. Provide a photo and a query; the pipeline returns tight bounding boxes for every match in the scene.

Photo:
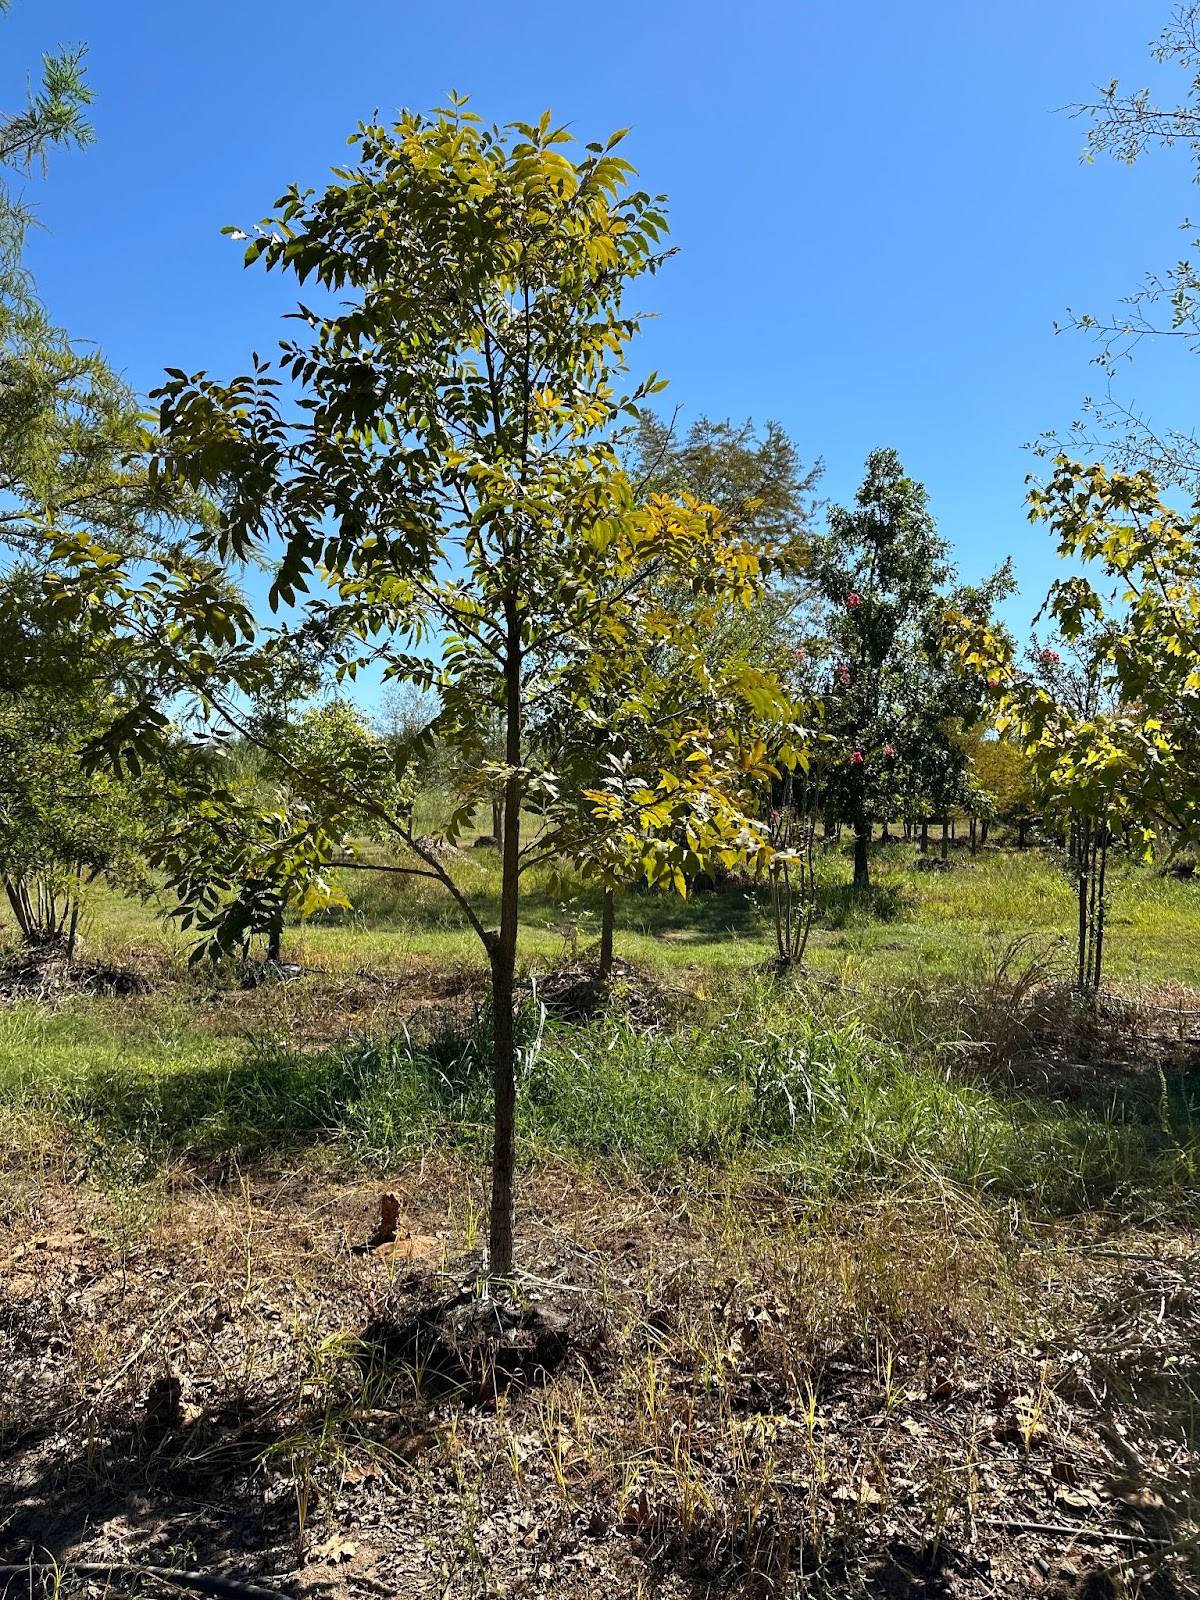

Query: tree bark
[3,877,33,941]
[1094,828,1108,992]
[488,936,516,1275]
[598,888,615,980]
[491,794,504,850]
[65,899,81,964]
[488,597,523,1279]
[853,821,870,889]
[919,819,928,855]
[1077,827,1089,994]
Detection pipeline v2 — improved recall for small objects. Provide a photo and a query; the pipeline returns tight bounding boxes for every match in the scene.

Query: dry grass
[2,1157,1197,1599]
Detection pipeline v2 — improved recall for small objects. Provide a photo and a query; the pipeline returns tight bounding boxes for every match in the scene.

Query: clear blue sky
[4,0,1195,638]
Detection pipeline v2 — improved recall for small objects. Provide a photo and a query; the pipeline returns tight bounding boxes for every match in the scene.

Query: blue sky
[4,0,1195,640]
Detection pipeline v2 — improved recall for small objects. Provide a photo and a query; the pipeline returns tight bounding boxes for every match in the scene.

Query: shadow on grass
[306,863,917,948]
[308,872,777,943]
[817,880,910,930]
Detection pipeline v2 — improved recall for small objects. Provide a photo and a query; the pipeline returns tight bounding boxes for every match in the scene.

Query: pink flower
[835,662,851,686]
[1040,649,1060,665]
[987,677,998,688]
[850,751,864,766]
[882,743,896,758]
[792,645,807,662]
[847,592,862,610]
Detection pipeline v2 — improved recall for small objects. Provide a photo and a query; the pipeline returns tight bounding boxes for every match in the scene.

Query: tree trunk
[488,604,523,1278]
[598,887,615,980]
[1094,827,1109,992]
[981,819,990,845]
[969,817,977,856]
[881,819,890,843]
[488,937,516,1276]
[853,821,870,889]
[920,819,928,855]
[267,914,283,964]
[1077,827,1089,993]
[940,818,949,862]
[3,877,33,941]
[1018,817,1028,850]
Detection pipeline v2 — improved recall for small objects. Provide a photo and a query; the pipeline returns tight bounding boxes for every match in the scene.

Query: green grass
[2,969,1197,1227]
[286,840,1200,989]
[7,834,1200,989]
[3,840,1200,1233]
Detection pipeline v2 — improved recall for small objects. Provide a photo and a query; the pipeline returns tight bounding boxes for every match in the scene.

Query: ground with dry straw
[3,1157,1198,1600]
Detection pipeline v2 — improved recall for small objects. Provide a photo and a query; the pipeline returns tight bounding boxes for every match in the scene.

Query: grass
[2,840,1198,1257]
[3,963,1197,1235]
[14,830,1200,993]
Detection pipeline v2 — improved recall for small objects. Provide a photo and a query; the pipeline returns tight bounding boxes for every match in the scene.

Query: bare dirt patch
[0,947,151,1004]
[532,957,670,1029]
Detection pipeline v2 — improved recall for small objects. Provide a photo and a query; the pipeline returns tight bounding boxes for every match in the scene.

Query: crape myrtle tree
[51,102,801,1275]
[958,455,1200,991]
[808,449,1012,888]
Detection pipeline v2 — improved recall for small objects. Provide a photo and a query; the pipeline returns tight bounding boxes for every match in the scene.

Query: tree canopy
[39,100,805,1273]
